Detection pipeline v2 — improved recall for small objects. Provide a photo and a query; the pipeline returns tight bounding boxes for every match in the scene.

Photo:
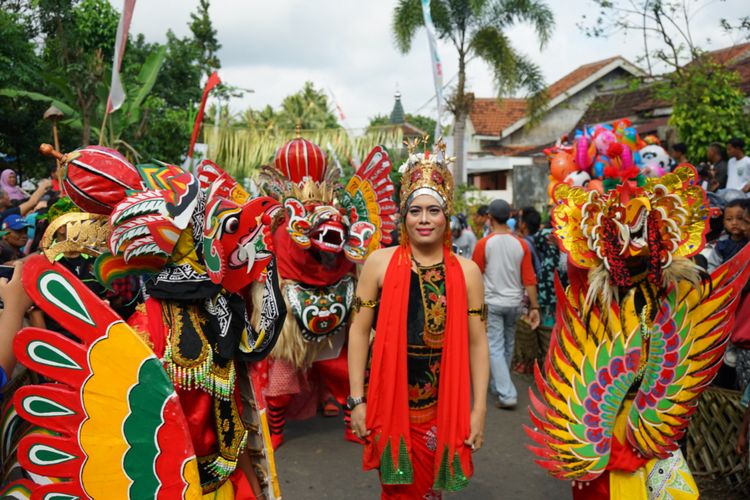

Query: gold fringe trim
[131,324,154,350]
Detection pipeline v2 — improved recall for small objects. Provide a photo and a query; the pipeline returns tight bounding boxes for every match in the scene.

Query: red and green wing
[526,278,641,481]
[341,146,397,261]
[12,255,201,499]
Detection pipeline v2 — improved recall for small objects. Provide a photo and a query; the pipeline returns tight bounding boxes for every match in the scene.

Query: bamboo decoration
[204,126,404,178]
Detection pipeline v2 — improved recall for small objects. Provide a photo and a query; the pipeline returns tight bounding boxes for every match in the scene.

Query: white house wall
[503,68,633,147]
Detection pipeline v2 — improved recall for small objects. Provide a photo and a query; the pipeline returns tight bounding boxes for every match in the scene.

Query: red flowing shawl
[363,245,473,491]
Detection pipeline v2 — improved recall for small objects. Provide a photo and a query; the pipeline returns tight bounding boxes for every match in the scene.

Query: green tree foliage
[581,1,749,160]
[190,0,222,79]
[392,0,554,184]
[659,58,748,161]
[54,0,119,145]
[405,114,437,136]
[0,0,220,166]
[367,114,391,129]
[0,8,53,177]
[242,82,340,132]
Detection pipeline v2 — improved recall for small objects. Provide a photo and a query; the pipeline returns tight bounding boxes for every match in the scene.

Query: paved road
[274,372,569,499]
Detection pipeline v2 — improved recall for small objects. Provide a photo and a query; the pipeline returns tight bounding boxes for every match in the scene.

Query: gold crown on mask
[399,137,455,214]
[41,213,111,262]
[291,177,336,204]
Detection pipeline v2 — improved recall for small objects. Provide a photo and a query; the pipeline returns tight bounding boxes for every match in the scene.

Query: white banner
[421,0,444,141]
[107,0,136,113]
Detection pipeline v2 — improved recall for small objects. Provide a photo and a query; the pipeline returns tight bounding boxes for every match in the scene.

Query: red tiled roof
[469,56,635,136]
[469,97,527,136]
[575,85,669,127]
[547,56,624,100]
[705,42,750,65]
[577,46,750,130]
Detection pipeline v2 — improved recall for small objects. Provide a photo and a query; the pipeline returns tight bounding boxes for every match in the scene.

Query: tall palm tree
[393,0,554,185]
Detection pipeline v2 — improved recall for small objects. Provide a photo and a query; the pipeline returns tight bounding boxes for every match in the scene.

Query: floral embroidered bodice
[406,263,446,423]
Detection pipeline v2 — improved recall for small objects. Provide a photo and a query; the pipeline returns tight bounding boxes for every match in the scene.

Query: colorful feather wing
[341,147,397,262]
[12,255,201,499]
[627,244,750,457]
[197,159,250,204]
[527,278,641,481]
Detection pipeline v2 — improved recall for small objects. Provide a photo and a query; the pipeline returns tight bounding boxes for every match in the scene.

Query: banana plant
[0,45,166,160]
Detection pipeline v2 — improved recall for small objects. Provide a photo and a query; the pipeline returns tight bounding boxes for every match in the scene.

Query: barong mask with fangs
[259,136,397,264]
[553,166,709,298]
[257,136,397,342]
[203,191,280,293]
[527,162,750,484]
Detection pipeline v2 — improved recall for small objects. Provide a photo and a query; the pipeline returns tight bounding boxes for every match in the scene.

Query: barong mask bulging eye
[203,192,280,293]
[270,136,386,262]
[553,165,708,290]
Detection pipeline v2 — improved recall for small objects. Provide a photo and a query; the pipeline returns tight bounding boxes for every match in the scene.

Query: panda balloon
[638,145,671,178]
[564,169,591,187]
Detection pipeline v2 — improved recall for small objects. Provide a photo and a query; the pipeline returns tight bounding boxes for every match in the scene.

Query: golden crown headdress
[41,213,111,262]
[291,177,336,205]
[398,137,455,214]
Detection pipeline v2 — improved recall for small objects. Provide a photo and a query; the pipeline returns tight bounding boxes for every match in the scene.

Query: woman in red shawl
[347,142,490,499]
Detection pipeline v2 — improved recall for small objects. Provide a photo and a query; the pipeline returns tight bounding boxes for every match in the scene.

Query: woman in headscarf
[348,142,490,499]
[0,169,30,202]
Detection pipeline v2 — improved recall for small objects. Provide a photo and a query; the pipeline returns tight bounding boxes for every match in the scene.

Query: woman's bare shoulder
[367,246,398,264]
[455,254,480,276]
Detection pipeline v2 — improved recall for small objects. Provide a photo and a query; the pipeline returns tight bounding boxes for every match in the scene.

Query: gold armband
[468,304,488,322]
[353,296,378,313]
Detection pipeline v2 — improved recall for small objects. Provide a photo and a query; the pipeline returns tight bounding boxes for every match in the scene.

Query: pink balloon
[576,137,593,170]
[620,146,633,169]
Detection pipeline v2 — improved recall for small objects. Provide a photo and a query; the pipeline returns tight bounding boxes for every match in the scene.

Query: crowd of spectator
[0,165,142,389]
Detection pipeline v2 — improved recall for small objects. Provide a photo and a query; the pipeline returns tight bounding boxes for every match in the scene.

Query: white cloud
[118,0,748,130]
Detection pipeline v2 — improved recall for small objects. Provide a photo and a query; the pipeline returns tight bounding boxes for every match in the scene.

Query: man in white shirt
[472,199,539,409]
[726,137,750,193]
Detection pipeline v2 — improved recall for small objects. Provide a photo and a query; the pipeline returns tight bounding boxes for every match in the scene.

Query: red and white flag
[106,0,137,113]
[188,71,222,161]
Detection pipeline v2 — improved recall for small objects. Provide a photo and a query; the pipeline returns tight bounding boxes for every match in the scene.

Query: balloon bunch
[546,120,671,198]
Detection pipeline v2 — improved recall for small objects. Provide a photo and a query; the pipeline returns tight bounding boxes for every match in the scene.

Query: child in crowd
[730,200,750,390]
[706,198,749,272]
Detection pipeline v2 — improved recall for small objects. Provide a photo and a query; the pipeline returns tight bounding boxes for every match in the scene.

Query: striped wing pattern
[341,146,397,260]
[12,255,201,499]
[526,278,642,481]
[627,243,750,457]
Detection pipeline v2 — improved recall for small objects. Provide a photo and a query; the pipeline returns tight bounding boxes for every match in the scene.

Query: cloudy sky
[122,0,747,131]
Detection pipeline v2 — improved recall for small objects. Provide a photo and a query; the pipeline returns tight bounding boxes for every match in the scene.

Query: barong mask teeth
[284,199,348,254]
[260,136,397,261]
[552,165,708,287]
[398,137,455,216]
[203,190,280,293]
